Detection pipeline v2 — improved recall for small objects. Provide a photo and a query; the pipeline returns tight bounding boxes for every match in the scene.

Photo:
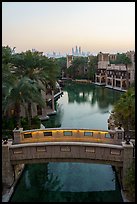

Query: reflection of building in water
[95,51,135,91]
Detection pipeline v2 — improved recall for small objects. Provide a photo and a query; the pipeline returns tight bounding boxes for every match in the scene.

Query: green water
[10,82,123,202]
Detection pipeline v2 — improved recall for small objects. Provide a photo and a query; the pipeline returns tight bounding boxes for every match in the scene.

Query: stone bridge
[2,128,134,191]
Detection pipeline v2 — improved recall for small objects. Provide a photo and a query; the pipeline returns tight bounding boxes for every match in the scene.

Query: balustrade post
[13,128,23,144]
[114,126,124,142]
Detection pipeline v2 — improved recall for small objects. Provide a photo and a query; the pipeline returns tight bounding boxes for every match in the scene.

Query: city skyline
[2,2,135,55]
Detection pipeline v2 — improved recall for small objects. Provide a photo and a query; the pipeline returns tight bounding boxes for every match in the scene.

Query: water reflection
[48,162,116,192]
[43,83,122,130]
[47,83,122,130]
[65,82,122,109]
[11,163,63,202]
[11,163,123,202]
[42,103,63,128]
[10,83,123,202]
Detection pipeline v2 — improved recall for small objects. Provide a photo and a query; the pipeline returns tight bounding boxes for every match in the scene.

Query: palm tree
[3,77,46,128]
[2,46,13,64]
[3,47,60,128]
[12,50,59,120]
[2,63,16,101]
[2,46,15,96]
[67,57,88,79]
[2,46,17,122]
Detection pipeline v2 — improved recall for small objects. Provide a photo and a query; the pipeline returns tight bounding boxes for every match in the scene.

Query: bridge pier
[2,141,15,188]
[121,141,134,190]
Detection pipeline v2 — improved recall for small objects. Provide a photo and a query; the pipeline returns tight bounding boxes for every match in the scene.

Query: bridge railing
[12,127,125,145]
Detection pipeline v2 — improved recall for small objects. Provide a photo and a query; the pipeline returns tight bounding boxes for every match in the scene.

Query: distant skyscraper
[32,48,36,52]
[71,45,86,56]
[72,48,74,55]
[79,46,81,55]
[82,51,85,56]
[76,45,78,55]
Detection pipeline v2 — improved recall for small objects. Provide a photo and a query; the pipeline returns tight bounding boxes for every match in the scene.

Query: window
[60,146,71,152]
[24,133,32,138]
[63,131,72,136]
[84,132,93,136]
[36,147,46,152]
[44,132,52,136]
[128,73,130,79]
[118,133,122,139]
[105,133,111,138]
[110,133,114,139]
[13,148,22,154]
[37,105,42,115]
[85,147,95,153]
[110,149,121,155]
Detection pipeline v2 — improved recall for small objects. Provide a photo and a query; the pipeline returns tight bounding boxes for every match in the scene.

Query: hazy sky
[2,2,135,54]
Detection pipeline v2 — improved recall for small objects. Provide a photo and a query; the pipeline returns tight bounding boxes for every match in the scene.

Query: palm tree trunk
[28,102,32,129]
[14,102,21,127]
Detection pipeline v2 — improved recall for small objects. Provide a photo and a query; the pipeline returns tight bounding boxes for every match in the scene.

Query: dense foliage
[113,87,135,131]
[110,53,131,65]
[66,56,97,81]
[55,57,67,78]
[2,46,60,130]
[88,55,98,81]
[125,161,135,201]
[113,85,135,201]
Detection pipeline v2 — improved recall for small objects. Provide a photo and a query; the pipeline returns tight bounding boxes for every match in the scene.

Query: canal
[10,82,124,202]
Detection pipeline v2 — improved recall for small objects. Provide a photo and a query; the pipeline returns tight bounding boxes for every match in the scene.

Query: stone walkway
[2,164,25,202]
[2,186,14,202]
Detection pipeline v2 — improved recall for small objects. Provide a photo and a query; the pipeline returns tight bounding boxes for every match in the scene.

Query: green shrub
[125,160,135,201]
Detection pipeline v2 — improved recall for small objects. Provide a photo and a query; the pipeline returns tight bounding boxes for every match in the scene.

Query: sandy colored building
[95,51,135,91]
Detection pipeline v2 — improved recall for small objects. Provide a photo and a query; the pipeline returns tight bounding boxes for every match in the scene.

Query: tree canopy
[110,53,132,65]
[2,46,60,128]
[113,87,135,131]
[125,160,135,201]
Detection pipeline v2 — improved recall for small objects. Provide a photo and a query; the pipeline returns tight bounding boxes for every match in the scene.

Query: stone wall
[2,141,14,187]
